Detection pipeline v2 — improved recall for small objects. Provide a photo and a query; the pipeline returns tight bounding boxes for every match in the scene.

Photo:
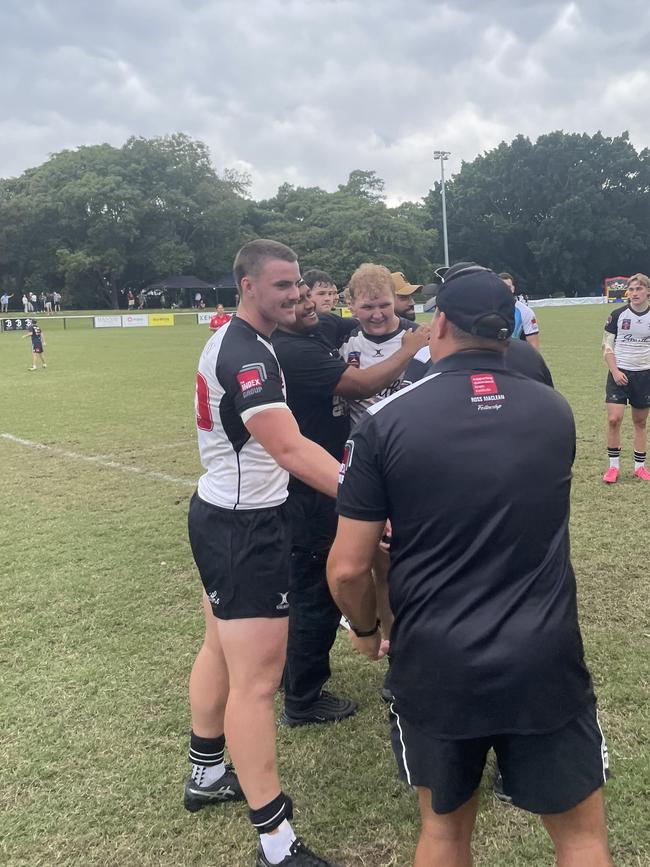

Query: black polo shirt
[337,349,593,739]
[272,316,355,493]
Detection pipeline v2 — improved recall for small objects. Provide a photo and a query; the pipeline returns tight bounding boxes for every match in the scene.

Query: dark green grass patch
[0,305,648,866]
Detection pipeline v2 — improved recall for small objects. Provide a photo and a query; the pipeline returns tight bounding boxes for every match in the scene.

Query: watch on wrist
[349,618,381,638]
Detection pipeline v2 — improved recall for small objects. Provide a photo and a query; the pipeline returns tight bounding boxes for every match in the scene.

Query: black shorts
[188,492,291,620]
[390,700,608,815]
[605,368,650,409]
[32,344,43,354]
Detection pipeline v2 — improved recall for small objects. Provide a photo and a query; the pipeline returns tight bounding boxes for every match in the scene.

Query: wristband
[349,619,381,638]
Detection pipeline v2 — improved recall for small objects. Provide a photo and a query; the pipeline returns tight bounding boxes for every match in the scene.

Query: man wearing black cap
[403,263,553,389]
[328,269,611,866]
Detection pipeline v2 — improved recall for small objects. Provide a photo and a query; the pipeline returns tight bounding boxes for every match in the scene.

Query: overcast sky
[1,0,648,204]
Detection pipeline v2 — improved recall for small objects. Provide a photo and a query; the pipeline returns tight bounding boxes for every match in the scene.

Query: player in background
[23,319,47,369]
[602,273,650,483]
[499,273,540,350]
[302,269,337,315]
[209,304,232,331]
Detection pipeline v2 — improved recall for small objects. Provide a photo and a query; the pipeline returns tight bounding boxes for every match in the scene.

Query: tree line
[1,130,648,308]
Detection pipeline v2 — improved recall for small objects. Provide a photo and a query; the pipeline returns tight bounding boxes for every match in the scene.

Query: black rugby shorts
[188,492,291,620]
[605,368,650,409]
[389,700,608,815]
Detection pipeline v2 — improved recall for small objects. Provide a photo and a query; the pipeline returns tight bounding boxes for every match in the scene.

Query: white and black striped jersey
[195,317,290,510]
[604,304,650,371]
[339,318,418,425]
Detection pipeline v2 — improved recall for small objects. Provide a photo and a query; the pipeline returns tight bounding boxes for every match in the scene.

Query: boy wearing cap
[391,271,422,322]
[328,268,611,866]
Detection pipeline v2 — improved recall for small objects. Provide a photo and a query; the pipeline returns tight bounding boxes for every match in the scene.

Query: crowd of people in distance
[180,239,650,867]
[0,290,62,314]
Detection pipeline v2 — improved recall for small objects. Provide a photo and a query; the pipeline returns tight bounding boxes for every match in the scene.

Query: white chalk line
[1,433,195,487]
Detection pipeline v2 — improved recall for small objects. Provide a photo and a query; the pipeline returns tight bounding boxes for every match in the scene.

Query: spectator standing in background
[209,304,232,331]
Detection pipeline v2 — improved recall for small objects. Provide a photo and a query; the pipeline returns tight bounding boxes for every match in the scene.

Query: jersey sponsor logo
[469,373,505,410]
[276,592,290,611]
[346,351,361,367]
[338,439,354,484]
[621,318,631,330]
[470,373,498,396]
[236,363,267,397]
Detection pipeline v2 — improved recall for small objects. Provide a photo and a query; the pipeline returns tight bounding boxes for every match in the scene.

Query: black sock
[249,792,294,835]
[188,731,225,767]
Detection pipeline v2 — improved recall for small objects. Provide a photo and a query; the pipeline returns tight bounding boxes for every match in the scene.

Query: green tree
[425,131,649,296]
[248,171,437,287]
[0,134,248,308]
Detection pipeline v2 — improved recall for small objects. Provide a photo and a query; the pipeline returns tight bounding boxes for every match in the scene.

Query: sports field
[0,306,648,867]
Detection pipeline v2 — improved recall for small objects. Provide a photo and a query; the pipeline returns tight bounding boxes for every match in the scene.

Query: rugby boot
[255,837,340,866]
[634,466,650,480]
[602,467,619,484]
[280,691,357,727]
[183,763,244,812]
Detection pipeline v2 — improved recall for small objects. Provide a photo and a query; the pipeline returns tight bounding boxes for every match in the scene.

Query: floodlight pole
[434,150,451,267]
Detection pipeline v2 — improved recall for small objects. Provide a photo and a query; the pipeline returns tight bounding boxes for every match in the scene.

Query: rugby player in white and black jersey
[338,263,425,667]
[602,272,650,483]
[185,240,341,867]
[339,264,420,426]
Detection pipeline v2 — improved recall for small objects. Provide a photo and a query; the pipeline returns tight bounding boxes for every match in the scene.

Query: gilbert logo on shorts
[470,373,499,396]
[276,592,289,610]
[237,363,267,397]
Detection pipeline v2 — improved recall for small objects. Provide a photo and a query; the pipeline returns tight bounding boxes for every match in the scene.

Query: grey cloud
[1,0,649,203]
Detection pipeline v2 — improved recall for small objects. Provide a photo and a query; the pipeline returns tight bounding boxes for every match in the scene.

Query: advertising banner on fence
[197,312,213,325]
[2,318,36,331]
[122,314,148,328]
[148,313,174,327]
[94,316,122,328]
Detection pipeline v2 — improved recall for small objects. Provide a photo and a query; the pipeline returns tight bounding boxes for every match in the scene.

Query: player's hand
[349,630,385,661]
[401,325,430,355]
[613,369,628,386]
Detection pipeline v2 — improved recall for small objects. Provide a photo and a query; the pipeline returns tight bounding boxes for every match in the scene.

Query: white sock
[260,820,297,864]
[607,447,620,469]
[190,761,225,787]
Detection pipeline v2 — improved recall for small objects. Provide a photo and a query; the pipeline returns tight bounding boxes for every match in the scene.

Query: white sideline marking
[1,433,195,487]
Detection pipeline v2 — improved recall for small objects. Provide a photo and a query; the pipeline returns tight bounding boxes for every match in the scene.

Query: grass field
[0,306,648,867]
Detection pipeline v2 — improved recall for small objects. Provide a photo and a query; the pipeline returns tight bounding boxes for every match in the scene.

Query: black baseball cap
[436,268,515,341]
